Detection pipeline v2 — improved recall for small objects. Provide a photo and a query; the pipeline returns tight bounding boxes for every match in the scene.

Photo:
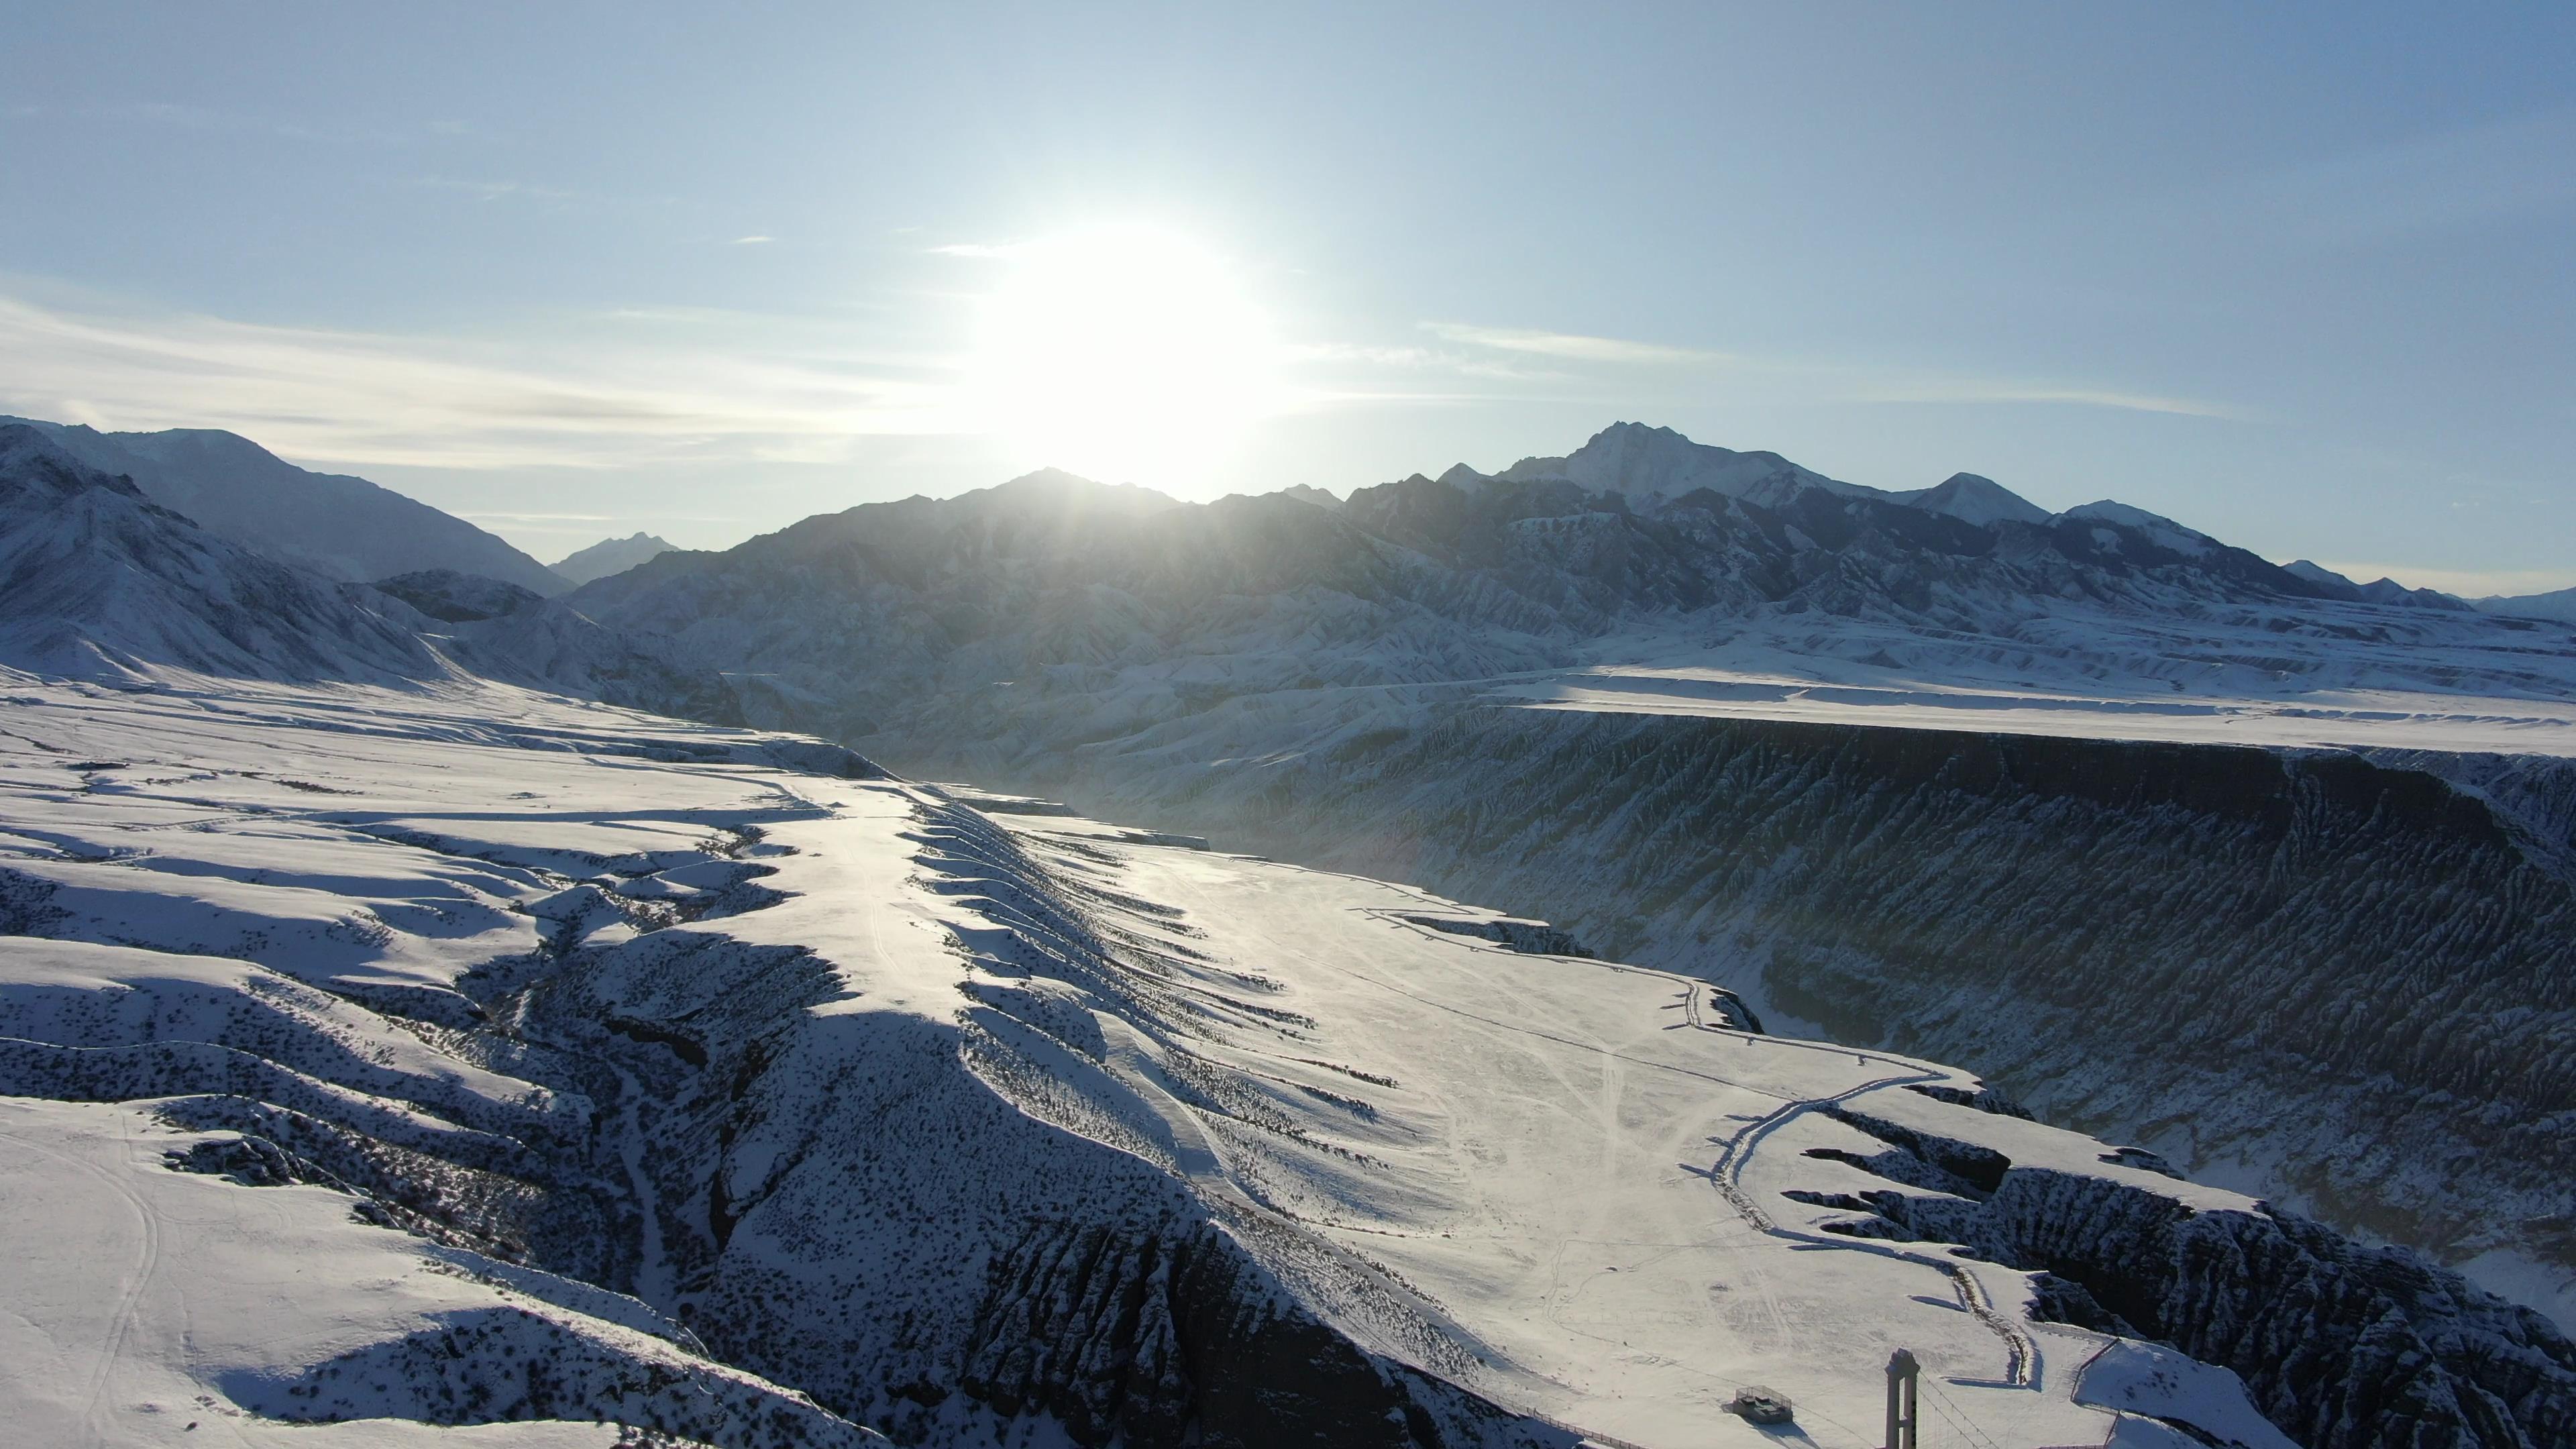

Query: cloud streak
[1420,319,2244,419]
[1421,323,1737,367]
[0,292,959,471]
[1849,378,2248,420]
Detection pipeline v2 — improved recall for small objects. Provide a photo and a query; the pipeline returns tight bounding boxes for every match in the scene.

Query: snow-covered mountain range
[0,423,727,712]
[5,413,2576,1446]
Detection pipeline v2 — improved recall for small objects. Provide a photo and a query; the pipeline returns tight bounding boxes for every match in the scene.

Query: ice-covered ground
[0,667,2326,1446]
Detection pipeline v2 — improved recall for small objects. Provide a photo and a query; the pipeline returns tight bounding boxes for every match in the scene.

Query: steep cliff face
[896,704,2576,1320]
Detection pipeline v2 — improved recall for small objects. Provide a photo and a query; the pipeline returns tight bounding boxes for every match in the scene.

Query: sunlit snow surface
[0,671,2282,1447]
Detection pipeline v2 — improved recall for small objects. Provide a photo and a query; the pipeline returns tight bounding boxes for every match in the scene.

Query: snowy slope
[4,673,2567,1447]
[1,415,568,594]
[549,533,678,588]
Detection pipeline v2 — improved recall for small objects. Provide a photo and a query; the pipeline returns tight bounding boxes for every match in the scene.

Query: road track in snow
[1705,1068,2038,1389]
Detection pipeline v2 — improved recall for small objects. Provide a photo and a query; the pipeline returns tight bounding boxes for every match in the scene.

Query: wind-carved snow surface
[3,676,2573,1448]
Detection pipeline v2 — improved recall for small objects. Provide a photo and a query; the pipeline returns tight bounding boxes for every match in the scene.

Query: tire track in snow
[3,1111,164,1442]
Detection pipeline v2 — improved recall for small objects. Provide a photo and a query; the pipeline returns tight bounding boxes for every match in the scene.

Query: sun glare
[966,227,1282,489]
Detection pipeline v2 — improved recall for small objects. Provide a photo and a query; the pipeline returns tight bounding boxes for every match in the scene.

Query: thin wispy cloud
[1851,378,2249,420]
[0,292,960,472]
[1420,319,2243,420]
[1424,323,1736,367]
[409,174,582,205]
[0,278,2241,482]
[731,235,774,245]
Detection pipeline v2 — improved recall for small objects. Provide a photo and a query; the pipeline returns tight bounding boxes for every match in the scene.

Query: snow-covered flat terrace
[1508,666,2576,755]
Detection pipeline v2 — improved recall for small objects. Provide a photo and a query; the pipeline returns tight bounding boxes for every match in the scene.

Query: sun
[965,227,1282,489]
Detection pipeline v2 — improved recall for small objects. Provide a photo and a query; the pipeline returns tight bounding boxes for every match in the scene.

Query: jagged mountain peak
[2283,558,2356,589]
[1897,470,2052,527]
[549,531,678,588]
[0,427,737,715]
[1498,421,1864,511]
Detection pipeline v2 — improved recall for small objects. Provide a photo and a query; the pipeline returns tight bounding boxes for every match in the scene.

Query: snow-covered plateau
[7,416,2576,1445]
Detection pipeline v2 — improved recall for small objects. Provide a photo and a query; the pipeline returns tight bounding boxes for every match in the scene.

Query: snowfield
[0,670,2418,1448]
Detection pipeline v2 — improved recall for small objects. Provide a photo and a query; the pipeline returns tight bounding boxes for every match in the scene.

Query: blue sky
[2,4,2570,592]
